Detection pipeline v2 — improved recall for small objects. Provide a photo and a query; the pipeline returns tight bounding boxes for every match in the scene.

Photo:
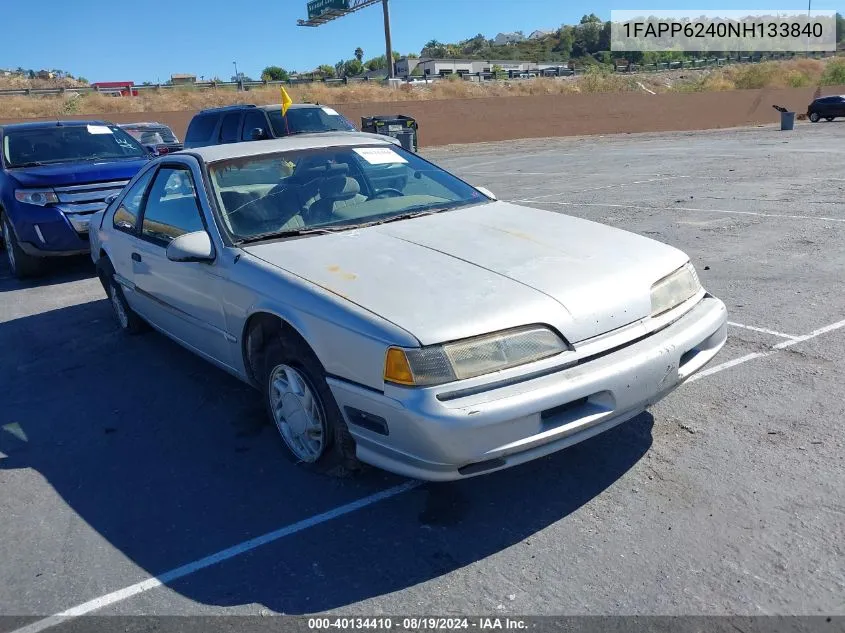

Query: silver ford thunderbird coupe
[89,133,727,481]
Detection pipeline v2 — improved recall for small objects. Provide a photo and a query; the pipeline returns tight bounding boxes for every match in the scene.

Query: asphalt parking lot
[1,123,844,629]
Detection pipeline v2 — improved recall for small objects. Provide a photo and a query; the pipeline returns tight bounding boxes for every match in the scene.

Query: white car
[89,133,727,480]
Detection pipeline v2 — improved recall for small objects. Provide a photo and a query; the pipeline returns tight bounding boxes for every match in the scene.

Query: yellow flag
[281,86,293,116]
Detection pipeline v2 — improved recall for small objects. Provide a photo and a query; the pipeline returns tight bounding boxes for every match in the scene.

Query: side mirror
[143,144,159,156]
[166,231,215,263]
[250,127,266,140]
[476,186,497,201]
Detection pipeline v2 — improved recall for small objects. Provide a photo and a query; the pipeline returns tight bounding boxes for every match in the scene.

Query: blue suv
[0,120,151,278]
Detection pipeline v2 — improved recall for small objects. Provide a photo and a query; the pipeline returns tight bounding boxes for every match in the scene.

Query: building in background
[529,29,554,40]
[493,32,526,46]
[170,74,197,85]
[395,57,566,79]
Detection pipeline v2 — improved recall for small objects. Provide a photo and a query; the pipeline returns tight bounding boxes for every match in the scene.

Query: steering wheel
[369,188,404,199]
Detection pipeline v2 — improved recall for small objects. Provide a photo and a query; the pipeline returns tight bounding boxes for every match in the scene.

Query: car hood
[8,158,149,187]
[243,201,690,346]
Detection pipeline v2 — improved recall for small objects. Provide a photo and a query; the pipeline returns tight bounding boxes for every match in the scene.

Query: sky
[3,0,842,83]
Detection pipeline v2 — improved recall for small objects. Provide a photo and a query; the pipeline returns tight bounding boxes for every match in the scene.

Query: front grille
[54,180,128,234]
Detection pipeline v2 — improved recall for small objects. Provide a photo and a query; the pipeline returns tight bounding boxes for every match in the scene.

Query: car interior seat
[308,176,367,225]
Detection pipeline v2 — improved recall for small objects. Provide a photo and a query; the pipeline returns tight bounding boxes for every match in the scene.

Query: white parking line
[519,177,692,201]
[727,321,798,340]
[12,317,845,633]
[510,199,845,224]
[11,481,420,633]
[687,317,845,383]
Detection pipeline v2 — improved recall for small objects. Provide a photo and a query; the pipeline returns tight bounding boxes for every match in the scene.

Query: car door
[834,96,845,118]
[130,159,236,368]
[107,166,157,318]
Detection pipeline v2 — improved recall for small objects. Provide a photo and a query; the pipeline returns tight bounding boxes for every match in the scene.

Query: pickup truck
[0,120,151,278]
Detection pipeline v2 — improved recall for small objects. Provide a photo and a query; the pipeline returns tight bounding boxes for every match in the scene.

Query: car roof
[194,103,326,115]
[119,122,172,128]
[0,120,111,132]
[190,132,393,163]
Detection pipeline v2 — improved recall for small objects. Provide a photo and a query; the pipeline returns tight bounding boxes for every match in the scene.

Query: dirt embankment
[1,85,841,147]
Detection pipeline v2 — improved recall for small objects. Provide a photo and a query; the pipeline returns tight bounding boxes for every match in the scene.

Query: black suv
[807,95,845,123]
[183,103,394,148]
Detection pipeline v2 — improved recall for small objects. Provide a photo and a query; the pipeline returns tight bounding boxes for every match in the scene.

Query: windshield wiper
[346,204,461,229]
[236,226,346,244]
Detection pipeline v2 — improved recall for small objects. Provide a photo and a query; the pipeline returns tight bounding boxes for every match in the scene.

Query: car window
[241,111,268,141]
[266,107,355,137]
[113,168,156,233]
[219,113,241,144]
[139,167,205,245]
[185,114,217,144]
[208,145,487,240]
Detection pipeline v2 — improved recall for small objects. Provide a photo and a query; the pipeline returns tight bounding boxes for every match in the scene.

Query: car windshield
[208,144,489,241]
[2,124,148,167]
[123,126,179,144]
[266,107,356,137]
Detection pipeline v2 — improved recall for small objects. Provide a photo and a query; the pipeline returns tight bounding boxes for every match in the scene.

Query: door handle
[131,252,142,262]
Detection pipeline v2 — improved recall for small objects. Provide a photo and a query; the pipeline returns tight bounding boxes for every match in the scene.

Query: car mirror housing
[475,186,497,201]
[166,231,215,263]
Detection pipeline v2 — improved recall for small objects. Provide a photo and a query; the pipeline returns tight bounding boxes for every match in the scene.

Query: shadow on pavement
[0,299,652,614]
[0,254,95,293]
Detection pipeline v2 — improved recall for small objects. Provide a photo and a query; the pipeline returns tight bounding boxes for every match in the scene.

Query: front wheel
[262,336,361,476]
[2,215,44,279]
[97,259,147,334]
[809,112,821,123]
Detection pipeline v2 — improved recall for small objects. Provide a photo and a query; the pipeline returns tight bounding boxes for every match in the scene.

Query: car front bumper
[7,203,91,257]
[328,295,728,481]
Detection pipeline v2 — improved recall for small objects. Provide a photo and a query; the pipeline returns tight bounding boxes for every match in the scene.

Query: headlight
[384,326,568,387]
[650,263,701,317]
[15,188,59,206]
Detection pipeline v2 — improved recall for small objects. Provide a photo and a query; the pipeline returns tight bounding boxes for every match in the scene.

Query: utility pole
[382,0,394,79]
[233,61,240,90]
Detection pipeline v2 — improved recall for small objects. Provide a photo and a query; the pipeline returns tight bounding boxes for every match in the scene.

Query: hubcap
[110,284,129,329]
[3,221,16,272]
[268,364,326,462]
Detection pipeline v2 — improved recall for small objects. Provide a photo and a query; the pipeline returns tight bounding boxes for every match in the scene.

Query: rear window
[185,114,217,143]
[123,126,178,144]
[2,124,147,168]
[267,107,355,137]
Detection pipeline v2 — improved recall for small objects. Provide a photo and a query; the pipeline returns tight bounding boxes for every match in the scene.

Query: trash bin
[361,115,418,152]
[781,111,796,131]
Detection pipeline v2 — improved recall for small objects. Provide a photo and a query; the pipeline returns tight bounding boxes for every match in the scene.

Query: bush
[820,59,845,85]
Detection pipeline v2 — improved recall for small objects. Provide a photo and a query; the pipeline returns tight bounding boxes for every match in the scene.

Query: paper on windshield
[87,125,113,135]
[353,147,407,165]
[321,106,340,116]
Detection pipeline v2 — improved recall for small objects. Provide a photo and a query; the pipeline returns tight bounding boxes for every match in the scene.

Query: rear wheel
[809,112,821,123]
[1,214,44,279]
[261,336,361,476]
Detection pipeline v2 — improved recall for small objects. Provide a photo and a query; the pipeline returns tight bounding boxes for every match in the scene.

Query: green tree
[261,65,289,81]
[317,64,336,78]
[354,47,364,61]
[837,12,845,43]
[77,76,89,84]
[344,59,364,76]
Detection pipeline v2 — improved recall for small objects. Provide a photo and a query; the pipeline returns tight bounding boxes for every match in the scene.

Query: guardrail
[0,51,834,98]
